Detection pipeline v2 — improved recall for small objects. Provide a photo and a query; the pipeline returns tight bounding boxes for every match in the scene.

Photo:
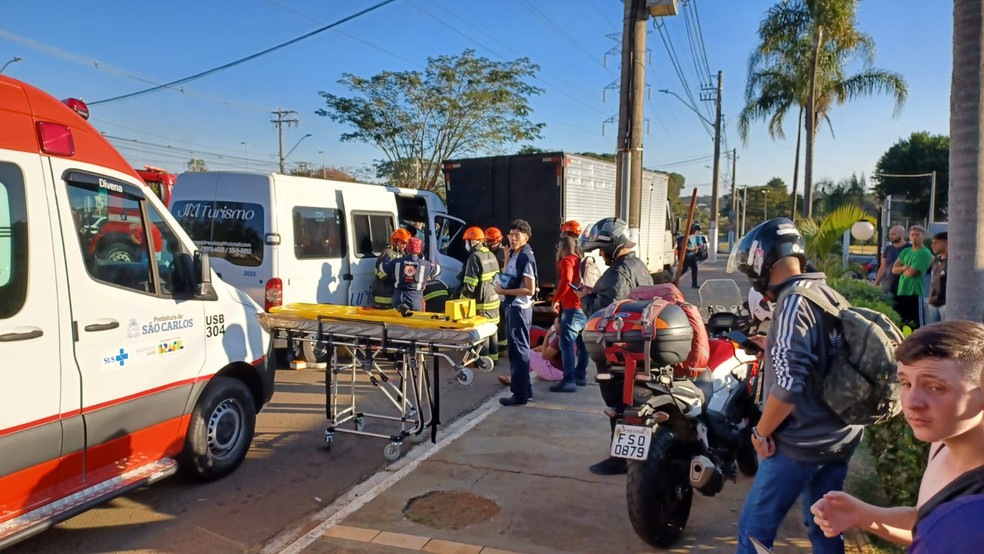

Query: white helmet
[748,287,774,322]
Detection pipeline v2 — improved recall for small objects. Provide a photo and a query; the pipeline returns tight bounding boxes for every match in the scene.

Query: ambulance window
[351,213,393,258]
[293,206,345,259]
[67,180,155,294]
[171,200,264,267]
[146,202,193,296]
[0,163,27,319]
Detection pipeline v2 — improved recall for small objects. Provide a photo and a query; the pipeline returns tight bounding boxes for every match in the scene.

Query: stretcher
[258,303,497,460]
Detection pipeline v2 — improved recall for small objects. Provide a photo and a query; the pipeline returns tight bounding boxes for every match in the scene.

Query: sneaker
[589,456,628,475]
[499,394,528,407]
[549,382,577,393]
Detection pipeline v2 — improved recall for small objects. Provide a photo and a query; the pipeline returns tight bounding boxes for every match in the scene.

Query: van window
[352,213,393,258]
[293,206,345,259]
[67,178,155,294]
[0,163,27,319]
[171,200,264,267]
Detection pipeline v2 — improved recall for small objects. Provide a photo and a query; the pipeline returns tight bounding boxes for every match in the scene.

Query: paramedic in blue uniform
[384,237,440,312]
[494,220,537,406]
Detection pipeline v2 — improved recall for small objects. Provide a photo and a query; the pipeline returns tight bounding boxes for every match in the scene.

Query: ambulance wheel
[478,356,495,373]
[456,367,474,386]
[180,376,256,481]
[384,443,402,461]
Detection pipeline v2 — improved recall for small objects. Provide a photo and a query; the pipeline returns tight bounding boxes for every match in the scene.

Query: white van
[169,172,467,314]
[0,77,274,548]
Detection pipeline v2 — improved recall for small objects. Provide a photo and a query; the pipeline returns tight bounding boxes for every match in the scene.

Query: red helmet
[462,226,485,241]
[561,220,582,236]
[390,228,411,244]
[484,227,503,243]
[406,237,423,255]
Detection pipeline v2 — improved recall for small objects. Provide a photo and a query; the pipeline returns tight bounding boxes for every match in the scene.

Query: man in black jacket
[577,217,653,475]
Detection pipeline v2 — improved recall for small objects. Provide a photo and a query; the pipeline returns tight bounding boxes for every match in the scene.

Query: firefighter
[384,237,439,312]
[458,227,501,360]
[484,226,508,352]
[372,228,410,308]
[423,277,450,313]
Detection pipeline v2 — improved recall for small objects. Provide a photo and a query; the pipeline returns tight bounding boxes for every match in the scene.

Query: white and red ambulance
[0,76,274,547]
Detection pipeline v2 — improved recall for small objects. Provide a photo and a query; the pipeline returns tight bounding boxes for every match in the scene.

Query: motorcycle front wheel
[626,428,694,548]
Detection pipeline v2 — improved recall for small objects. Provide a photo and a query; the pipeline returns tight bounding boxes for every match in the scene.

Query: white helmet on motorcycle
[748,288,774,322]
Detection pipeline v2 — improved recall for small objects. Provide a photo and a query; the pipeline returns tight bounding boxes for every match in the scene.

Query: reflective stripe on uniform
[462,275,479,286]
[479,270,497,282]
[476,300,500,311]
[424,290,449,301]
[374,296,393,305]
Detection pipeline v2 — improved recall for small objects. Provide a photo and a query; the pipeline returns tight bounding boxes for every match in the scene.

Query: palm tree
[740,0,908,219]
[796,204,874,275]
[948,0,984,321]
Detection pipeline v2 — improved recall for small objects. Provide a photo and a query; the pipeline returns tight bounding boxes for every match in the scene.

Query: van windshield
[171,200,264,267]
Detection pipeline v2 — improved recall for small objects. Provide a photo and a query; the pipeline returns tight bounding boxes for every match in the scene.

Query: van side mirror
[194,250,215,297]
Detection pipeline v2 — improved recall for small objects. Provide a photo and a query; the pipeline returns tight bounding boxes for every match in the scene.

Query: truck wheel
[180,376,256,481]
[102,242,138,263]
[626,428,693,548]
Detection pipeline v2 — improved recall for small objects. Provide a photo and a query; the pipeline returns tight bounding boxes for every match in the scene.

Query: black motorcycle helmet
[726,217,806,294]
[580,217,634,261]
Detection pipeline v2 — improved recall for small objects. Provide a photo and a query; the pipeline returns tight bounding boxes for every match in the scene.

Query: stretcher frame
[265,314,495,460]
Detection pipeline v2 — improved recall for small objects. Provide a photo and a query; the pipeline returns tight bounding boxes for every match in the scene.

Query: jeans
[506,305,533,400]
[737,450,852,554]
[924,301,945,324]
[680,254,699,286]
[559,308,589,384]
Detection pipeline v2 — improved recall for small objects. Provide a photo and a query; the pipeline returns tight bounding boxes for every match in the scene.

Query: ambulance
[0,77,274,547]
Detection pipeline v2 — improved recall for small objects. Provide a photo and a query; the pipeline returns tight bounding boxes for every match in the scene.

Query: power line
[89,0,397,105]
[516,0,610,71]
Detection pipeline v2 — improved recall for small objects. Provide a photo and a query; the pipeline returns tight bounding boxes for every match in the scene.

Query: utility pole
[707,70,723,263]
[730,148,737,248]
[614,0,636,225]
[271,109,299,173]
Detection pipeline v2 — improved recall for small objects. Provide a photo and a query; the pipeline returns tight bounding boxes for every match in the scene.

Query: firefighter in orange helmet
[373,228,410,308]
[457,226,501,359]
[484,226,507,351]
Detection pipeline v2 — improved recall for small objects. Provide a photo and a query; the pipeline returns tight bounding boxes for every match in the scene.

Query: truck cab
[0,76,274,548]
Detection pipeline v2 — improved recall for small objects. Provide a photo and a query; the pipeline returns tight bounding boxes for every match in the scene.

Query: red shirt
[554,254,582,310]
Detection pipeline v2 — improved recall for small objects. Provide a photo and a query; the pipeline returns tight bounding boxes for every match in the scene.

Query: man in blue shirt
[494,219,537,406]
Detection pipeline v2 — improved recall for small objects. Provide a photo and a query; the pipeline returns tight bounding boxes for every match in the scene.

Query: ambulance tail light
[265,278,283,311]
[36,121,75,156]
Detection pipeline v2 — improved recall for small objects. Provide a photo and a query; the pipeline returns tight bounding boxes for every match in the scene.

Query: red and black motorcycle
[583,280,762,548]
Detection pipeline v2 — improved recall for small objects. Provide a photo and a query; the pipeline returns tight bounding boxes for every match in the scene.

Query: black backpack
[775,285,905,426]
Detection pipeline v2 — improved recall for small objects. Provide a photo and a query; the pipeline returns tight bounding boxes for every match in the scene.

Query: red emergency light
[62,97,90,120]
[36,121,75,156]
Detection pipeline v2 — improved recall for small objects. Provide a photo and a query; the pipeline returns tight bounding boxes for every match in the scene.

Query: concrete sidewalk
[263,261,814,553]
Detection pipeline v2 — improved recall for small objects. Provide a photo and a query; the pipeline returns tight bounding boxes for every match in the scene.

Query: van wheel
[180,376,256,481]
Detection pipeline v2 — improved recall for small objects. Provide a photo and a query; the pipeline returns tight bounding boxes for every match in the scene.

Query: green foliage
[873,132,949,221]
[797,204,874,273]
[828,277,927,511]
[186,158,207,172]
[317,49,545,192]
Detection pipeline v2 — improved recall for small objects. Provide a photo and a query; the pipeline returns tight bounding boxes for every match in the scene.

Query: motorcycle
[584,280,763,548]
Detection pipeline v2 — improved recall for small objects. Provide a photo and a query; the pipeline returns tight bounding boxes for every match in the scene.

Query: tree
[317,50,545,192]
[289,165,357,182]
[741,0,907,219]
[796,203,874,274]
[872,132,949,221]
[947,0,984,321]
[814,173,875,217]
[186,158,207,172]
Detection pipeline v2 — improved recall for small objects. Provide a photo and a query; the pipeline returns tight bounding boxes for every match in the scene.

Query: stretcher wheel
[410,429,428,443]
[477,356,495,373]
[384,443,402,461]
[324,430,334,449]
[354,416,365,431]
[456,367,474,386]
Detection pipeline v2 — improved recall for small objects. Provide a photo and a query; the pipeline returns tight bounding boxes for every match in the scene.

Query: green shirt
[897,246,933,297]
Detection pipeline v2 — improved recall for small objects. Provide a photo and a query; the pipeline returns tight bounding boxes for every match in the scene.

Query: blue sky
[0,0,951,198]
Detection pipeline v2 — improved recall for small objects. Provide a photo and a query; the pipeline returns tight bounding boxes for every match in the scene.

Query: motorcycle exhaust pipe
[690,455,725,496]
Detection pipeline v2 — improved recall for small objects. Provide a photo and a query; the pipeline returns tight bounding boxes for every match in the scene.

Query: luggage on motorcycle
[628,284,709,377]
[775,284,904,426]
[628,283,685,303]
[583,298,694,369]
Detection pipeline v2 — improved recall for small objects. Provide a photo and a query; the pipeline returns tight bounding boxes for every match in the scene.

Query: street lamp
[658,89,714,127]
[842,219,876,267]
[0,56,23,74]
[281,133,311,173]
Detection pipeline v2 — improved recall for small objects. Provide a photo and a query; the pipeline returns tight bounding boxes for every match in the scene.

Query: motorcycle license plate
[610,424,652,460]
